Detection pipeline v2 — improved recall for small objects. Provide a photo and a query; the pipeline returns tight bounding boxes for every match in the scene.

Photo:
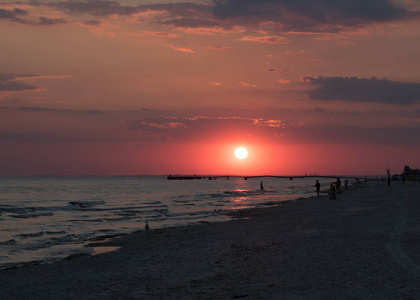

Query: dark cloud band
[303,76,420,105]
[2,1,418,32]
[212,0,419,32]
[0,73,39,92]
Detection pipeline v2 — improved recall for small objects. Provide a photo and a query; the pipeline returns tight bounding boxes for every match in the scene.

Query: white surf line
[386,197,420,277]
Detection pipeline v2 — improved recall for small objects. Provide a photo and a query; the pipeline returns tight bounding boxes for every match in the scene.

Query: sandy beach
[0,180,419,299]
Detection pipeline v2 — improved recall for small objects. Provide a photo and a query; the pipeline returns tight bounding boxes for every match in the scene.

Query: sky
[0,0,419,176]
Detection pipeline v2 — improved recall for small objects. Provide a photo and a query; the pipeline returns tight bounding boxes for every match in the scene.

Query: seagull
[145,221,150,231]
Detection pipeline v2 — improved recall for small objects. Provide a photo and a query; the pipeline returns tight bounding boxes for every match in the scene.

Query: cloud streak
[291,125,420,146]
[0,7,28,22]
[119,115,299,143]
[303,76,420,105]
[212,0,420,32]
[141,31,180,38]
[0,73,40,92]
[4,0,418,33]
[239,35,289,44]
[118,114,420,146]
[0,105,103,114]
[13,74,73,81]
[0,7,67,25]
[166,44,196,53]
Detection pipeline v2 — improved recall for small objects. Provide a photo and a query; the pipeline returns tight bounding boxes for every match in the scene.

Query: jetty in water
[167,174,365,181]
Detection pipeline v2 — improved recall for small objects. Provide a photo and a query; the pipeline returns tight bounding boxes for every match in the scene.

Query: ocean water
[0,175,334,269]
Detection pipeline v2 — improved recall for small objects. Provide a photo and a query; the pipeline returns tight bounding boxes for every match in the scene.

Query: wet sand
[0,181,419,299]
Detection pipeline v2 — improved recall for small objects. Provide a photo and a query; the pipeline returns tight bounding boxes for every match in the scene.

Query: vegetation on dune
[401,166,420,181]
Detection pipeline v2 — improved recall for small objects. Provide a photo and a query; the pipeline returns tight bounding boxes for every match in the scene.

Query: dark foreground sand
[1,181,419,299]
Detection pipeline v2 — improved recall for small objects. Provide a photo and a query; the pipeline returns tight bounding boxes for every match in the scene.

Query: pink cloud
[147,122,186,129]
[239,81,256,87]
[287,32,348,39]
[121,116,292,137]
[0,73,45,95]
[266,68,292,73]
[239,35,290,45]
[267,50,331,63]
[120,120,186,131]
[209,81,222,86]
[14,75,73,80]
[166,44,195,53]
[252,119,286,128]
[277,79,290,84]
[204,46,232,50]
[174,26,245,36]
[141,31,180,38]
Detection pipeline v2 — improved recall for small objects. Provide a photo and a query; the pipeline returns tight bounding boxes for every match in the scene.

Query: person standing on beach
[336,178,342,193]
[344,179,349,190]
[315,180,321,196]
[260,181,264,191]
[329,183,337,200]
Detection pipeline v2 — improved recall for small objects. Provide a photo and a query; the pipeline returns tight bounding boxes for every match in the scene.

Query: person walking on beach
[329,183,337,200]
[315,180,321,196]
[260,181,264,191]
[344,178,349,190]
[336,178,342,193]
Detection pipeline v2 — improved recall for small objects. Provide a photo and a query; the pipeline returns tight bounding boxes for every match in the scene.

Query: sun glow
[234,147,248,159]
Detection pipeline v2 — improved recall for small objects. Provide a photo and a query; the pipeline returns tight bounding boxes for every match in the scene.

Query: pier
[167,174,364,181]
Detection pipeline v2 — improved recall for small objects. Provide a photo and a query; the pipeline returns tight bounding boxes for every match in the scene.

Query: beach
[0,181,419,299]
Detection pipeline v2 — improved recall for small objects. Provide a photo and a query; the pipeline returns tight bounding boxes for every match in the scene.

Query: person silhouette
[329,183,337,200]
[336,178,342,193]
[315,180,321,196]
[260,181,264,191]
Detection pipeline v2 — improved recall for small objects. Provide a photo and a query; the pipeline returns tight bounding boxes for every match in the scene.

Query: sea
[0,175,337,269]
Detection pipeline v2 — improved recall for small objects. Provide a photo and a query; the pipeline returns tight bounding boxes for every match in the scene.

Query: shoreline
[1,180,419,299]
[0,176,331,271]
[0,178,329,271]
[82,180,364,247]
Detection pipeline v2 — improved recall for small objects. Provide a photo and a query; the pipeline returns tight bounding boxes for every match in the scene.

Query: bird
[145,221,150,231]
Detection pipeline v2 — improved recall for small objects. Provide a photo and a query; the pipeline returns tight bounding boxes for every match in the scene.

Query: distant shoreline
[0,174,384,178]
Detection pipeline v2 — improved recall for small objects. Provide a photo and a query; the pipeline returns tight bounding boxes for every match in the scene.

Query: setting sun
[234,147,248,159]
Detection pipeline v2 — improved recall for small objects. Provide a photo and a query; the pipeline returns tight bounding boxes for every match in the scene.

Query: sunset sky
[1,0,419,176]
